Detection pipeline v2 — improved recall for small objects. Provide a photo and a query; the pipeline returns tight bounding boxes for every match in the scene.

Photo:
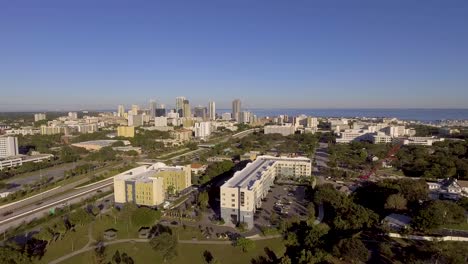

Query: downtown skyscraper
[208,101,216,120]
[149,100,157,118]
[175,97,186,116]
[232,99,241,121]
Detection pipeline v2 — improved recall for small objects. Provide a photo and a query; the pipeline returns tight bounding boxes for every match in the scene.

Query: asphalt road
[0,178,113,234]
[2,162,82,193]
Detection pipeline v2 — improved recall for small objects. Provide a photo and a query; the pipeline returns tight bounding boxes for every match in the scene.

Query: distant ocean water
[218,108,468,122]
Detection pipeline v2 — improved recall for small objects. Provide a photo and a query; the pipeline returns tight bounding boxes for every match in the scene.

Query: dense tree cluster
[314,184,378,232]
[327,142,390,172]
[128,129,170,154]
[198,160,234,184]
[413,200,466,231]
[395,141,468,179]
[353,178,429,216]
[85,147,120,162]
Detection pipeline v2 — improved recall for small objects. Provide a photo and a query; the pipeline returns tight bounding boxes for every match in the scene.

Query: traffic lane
[0,179,112,223]
[5,162,81,185]
[0,185,113,234]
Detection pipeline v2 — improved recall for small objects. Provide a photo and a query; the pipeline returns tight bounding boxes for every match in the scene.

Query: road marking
[0,186,62,210]
[74,177,114,189]
[0,182,112,225]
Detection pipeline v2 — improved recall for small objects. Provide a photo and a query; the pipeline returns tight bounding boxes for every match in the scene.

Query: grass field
[37,225,90,264]
[58,238,285,264]
[442,222,468,231]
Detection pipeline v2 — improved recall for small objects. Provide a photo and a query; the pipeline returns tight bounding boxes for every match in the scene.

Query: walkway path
[49,234,282,264]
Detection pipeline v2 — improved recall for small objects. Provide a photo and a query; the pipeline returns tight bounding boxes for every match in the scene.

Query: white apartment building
[167,111,180,119]
[220,156,311,229]
[222,113,232,121]
[117,105,125,117]
[154,116,168,127]
[307,117,318,128]
[264,124,295,136]
[128,114,143,127]
[0,136,19,158]
[68,112,78,119]
[402,137,444,146]
[0,154,54,170]
[336,129,373,143]
[240,111,251,124]
[372,132,393,143]
[194,122,211,139]
[131,105,139,115]
[34,113,46,122]
[6,127,40,136]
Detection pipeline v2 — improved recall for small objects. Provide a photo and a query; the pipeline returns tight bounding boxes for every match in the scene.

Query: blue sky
[1,0,467,111]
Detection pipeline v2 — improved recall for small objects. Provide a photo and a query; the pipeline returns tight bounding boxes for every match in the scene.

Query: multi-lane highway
[0,178,113,233]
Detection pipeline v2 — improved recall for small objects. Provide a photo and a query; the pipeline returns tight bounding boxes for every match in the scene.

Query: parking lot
[254,184,309,228]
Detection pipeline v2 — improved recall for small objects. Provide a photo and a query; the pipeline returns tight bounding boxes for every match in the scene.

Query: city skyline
[1,1,468,111]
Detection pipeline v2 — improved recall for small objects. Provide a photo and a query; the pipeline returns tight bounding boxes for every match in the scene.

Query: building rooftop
[223,155,310,190]
[114,162,186,183]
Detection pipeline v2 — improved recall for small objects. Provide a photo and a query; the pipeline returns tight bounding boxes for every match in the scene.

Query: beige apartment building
[114,163,191,207]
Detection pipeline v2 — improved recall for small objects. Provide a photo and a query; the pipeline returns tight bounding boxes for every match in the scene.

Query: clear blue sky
[1,0,467,111]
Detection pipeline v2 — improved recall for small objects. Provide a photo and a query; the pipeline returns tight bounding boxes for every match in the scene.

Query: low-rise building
[114,163,191,207]
[190,163,208,175]
[170,129,193,142]
[117,126,135,138]
[128,114,143,127]
[402,137,444,146]
[154,116,168,127]
[383,213,412,231]
[0,154,54,170]
[264,124,295,136]
[220,155,311,228]
[6,127,40,136]
[72,140,130,151]
[427,178,468,200]
[336,129,373,143]
[34,113,47,122]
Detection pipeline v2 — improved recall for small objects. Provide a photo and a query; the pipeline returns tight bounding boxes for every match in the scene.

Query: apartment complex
[128,114,143,127]
[170,129,193,142]
[34,113,46,122]
[0,136,19,158]
[194,122,211,139]
[220,156,311,228]
[264,124,295,136]
[114,163,191,207]
[117,126,135,138]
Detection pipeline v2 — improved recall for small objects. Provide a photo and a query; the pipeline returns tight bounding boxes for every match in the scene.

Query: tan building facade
[117,126,135,138]
[114,163,191,207]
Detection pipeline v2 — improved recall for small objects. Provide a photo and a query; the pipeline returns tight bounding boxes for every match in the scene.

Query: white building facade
[220,156,311,228]
[0,136,19,158]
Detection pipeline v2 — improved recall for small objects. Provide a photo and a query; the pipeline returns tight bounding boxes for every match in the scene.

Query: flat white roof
[223,155,310,190]
[114,162,186,183]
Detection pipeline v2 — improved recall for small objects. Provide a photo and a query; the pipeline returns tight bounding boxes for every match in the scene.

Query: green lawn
[38,225,90,264]
[92,211,141,240]
[58,238,285,264]
[442,221,468,231]
[91,206,161,240]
